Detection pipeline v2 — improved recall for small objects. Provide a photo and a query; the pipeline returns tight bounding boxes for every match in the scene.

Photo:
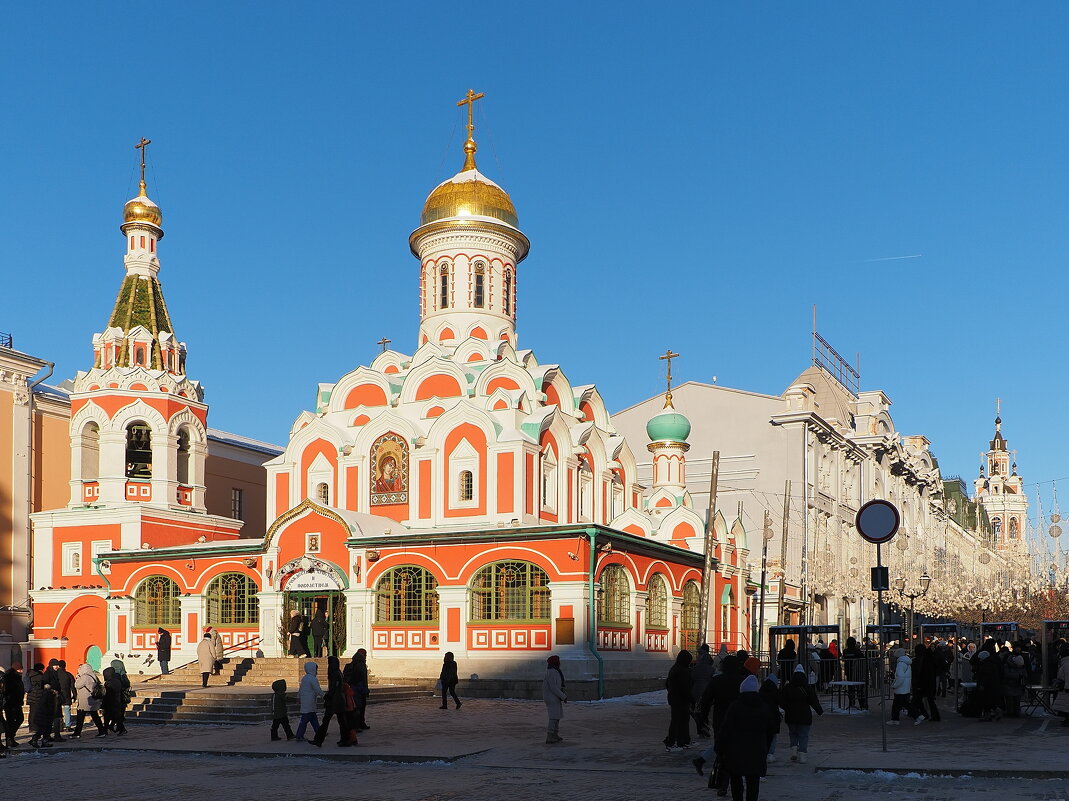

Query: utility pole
[756,508,772,654]
[777,480,791,626]
[697,451,720,648]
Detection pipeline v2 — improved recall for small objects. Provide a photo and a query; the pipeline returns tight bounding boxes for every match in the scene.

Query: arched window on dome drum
[176,427,191,485]
[1010,518,1019,539]
[134,576,180,627]
[647,573,668,629]
[473,261,485,308]
[125,423,152,479]
[375,566,439,623]
[597,564,630,626]
[316,482,330,505]
[439,264,450,309]
[459,470,474,502]
[206,572,260,626]
[680,581,701,652]
[503,269,512,316]
[470,561,550,622]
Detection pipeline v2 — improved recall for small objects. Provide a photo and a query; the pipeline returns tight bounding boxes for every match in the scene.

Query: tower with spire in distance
[67,139,208,511]
[974,399,1028,553]
[409,89,529,350]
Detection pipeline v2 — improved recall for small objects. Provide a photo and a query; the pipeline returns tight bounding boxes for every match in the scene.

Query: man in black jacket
[3,664,25,747]
[55,660,75,734]
[841,637,869,710]
[157,628,172,674]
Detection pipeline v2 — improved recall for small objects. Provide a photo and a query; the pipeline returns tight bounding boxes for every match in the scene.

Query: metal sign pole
[877,542,887,753]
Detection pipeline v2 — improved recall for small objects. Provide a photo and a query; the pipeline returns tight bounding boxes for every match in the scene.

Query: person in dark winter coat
[3,664,25,747]
[439,652,462,710]
[26,663,45,736]
[664,649,694,751]
[55,660,75,735]
[41,660,65,741]
[102,664,130,735]
[973,647,1003,721]
[310,610,329,657]
[1002,655,1027,718]
[270,679,294,741]
[910,644,940,723]
[713,675,776,801]
[841,637,869,710]
[311,656,351,747]
[287,610,309,657]
[776,639,797,680]
[156,628,172,674]
[758,675,782,762]
[344,649,370,731]
[30,682,59,748]
[691,645,715,736]
[780,664,823,764]
[700,655,745,735]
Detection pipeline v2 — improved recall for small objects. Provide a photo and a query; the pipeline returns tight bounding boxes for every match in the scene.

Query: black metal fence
[0,331,11,349]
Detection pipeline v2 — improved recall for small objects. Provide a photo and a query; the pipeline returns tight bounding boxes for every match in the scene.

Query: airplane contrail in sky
[861,254,924,263]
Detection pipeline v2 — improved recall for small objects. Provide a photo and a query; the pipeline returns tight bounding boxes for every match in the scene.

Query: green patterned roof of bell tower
[103,275,175,369]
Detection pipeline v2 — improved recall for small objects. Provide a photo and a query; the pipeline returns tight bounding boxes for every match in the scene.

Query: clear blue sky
[3,3,1068,526]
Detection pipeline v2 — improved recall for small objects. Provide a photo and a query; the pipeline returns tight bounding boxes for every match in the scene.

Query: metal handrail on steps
[137,636,263,682]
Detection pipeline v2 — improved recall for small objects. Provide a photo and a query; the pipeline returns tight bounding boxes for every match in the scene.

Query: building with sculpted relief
[22,95,748,695]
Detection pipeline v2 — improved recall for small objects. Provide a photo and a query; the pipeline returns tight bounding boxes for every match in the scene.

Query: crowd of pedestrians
[0,658,133,754]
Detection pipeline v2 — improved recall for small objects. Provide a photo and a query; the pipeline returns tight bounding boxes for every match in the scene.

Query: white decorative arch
[398,357,470,406]
[167,407,207,442]
[109,398,169,436]
[69,400,111,438]
[329,366,395,414]
[609,507,653,537]
[369,349,407,375]
[455,336,494,364]
[473,358,538,398]
[410,341,447,367]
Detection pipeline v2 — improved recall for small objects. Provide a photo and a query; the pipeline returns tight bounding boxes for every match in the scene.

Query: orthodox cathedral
[24,94,750,694]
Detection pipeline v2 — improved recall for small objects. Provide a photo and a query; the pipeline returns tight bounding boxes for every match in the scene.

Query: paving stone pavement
[5,692,1069,800]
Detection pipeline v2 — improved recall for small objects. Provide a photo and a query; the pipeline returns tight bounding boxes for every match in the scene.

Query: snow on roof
[207,428,284,456]
[432,168,505,191]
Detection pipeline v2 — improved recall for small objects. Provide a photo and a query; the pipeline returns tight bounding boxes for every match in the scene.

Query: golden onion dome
[420,139,518,228]
[123,181,163,228]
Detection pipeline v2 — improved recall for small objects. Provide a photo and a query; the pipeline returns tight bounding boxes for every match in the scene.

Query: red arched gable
[470,326,488,340]
[300,438,338,500]
[415,374,463,401]
[543,382,562,408]
[487,377,521,394]
[344,383,388,409]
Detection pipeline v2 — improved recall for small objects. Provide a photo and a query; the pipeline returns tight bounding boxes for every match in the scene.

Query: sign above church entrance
[285,570,342,591]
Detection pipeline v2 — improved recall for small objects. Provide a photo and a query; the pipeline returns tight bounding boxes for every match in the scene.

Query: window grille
[316,482,330,505]
[206,572,259,626]
[375,566,439,623]
[134,576,180,627]
[460,470,474,501]
[469,561,550,622]
[440,265,450,309]
[503,269,512,315]
[680,581,701,652]
[474,262,485,308]
[647,574,668,629]
[231,488,244,520]
[597,564,630,626]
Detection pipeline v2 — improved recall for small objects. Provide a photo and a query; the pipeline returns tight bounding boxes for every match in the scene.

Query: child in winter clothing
[270,679,294,740]
[295,662,323,741]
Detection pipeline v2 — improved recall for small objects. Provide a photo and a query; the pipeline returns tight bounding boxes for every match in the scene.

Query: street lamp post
[893,573,931,645]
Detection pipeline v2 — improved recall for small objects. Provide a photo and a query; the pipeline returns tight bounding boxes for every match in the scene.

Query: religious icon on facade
[370,433,409,506]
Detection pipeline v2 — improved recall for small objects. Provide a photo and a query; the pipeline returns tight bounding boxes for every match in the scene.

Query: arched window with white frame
[439,263,450,309]
[541,446,558,512]
[597,564,630,626]
[503,268,513,316]
[125,422,152,479]
[473,261,486,308]
[450,438,479,508]
[647,573,668,629]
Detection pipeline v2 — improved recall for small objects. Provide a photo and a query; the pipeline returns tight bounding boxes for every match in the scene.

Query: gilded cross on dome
[377,337,391,353]
[134,137,151,192]
[457,89,485,171]
[659,349,680,409]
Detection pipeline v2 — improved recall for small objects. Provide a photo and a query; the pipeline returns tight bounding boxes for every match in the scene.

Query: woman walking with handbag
[72,664,106,738]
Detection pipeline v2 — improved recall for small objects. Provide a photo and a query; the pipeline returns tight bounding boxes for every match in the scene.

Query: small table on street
[1025,685,1060,717]
[828,680,866,713]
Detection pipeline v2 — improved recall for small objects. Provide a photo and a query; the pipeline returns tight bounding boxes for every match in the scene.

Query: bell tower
[974,400,1028,552]
[68,139,208,511]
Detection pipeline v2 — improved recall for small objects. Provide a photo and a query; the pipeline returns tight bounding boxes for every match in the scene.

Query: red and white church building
[26,99,752,694]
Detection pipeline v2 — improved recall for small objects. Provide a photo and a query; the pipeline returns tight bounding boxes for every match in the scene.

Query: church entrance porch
[283,591,346,657]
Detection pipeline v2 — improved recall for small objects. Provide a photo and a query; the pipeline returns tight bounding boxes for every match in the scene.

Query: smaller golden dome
[420,138,518,228]
[123,181,163,228]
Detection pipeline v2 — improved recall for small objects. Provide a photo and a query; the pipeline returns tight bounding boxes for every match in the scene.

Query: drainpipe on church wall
[585,527,604,699]
[22,362,53,640]
[92,555,113,655]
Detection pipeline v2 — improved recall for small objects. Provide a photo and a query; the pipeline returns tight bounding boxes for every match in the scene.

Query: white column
[97,431,128,504]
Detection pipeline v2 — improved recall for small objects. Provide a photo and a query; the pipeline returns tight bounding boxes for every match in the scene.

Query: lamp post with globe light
[893,573,931,646]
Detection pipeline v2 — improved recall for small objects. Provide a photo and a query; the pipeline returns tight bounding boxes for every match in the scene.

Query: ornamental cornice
[410,219,529,261]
